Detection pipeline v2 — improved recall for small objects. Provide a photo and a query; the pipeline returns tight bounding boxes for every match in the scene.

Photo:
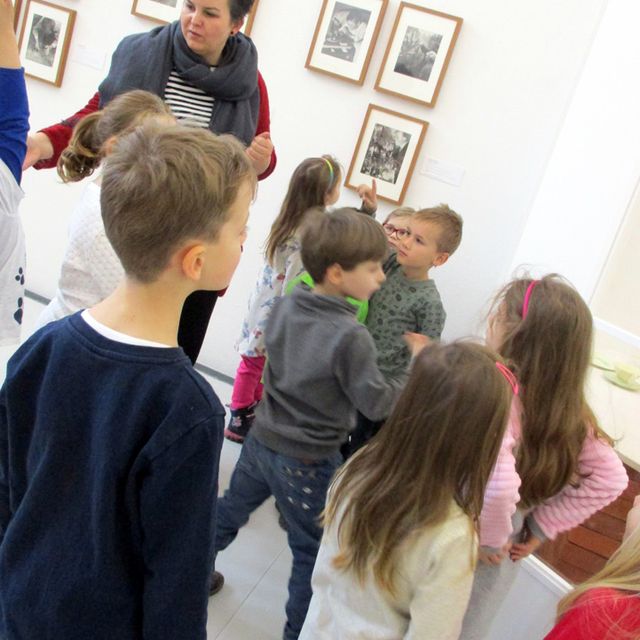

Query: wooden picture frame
[346,104,428,205]
[375,3,462,107]
[13,0,23,32]
[18,0,76,87]
[306,0,388,86]
[240,0,259,36]
[131,0,182,25]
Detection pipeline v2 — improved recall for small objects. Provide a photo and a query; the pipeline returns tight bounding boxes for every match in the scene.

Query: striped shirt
[163,69,214,128]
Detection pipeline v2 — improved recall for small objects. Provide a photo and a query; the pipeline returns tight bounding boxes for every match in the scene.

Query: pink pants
[231,355,266,410]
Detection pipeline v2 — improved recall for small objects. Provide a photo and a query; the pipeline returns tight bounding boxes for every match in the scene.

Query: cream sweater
[300,502,476,640]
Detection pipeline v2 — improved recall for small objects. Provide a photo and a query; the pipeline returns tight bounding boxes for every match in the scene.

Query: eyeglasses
[382,223,409,239]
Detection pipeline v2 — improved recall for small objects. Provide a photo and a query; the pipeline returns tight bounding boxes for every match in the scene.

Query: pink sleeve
[478,399,522,548]
[531,432,628,540]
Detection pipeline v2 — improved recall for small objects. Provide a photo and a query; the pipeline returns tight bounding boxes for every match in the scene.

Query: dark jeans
[214,433,342,640]
[341,411,385,459]
[177,290,218,365]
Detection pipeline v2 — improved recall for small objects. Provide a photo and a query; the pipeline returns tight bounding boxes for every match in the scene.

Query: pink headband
[521,280,540,319]
[496,362,519,395]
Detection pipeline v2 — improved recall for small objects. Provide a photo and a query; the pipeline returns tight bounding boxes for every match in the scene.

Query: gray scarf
[99,22,259,145]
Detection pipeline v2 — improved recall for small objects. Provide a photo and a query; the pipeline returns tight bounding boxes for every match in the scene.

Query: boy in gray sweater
[210,209,412,640]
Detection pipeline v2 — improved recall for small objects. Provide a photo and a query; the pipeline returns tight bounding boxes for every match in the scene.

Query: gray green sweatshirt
[252,286,400,460]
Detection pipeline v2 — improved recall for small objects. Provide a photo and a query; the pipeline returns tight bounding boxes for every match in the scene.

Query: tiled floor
[0,297,291,640]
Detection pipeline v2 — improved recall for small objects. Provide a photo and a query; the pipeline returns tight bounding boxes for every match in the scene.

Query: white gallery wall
[18,0,612,377]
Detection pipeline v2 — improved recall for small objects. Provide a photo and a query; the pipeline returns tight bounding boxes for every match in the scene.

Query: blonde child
[380,206,414,250]
[35,90,174,330]
[544,495,640,639]
[460,275,629,639]
[300,341,516,639]
[226,156,376,442]
[344,204,462,454]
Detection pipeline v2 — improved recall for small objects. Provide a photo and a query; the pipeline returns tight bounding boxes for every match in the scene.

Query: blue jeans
[214,433,342,640]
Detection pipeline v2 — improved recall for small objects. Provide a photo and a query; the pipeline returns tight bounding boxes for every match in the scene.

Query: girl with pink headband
[460,274,628,639]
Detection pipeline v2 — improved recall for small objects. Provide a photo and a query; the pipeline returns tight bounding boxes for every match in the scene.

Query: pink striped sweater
[479,399,628,548]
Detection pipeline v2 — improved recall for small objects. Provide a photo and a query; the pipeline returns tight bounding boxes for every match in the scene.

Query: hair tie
[521,279,539,319]
[496,362,519,395]
[322,157,334,183]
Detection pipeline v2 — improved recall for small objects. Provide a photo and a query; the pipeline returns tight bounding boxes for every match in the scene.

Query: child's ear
[325,263,344,286]
[433,252,450,268]
[180,243,207,281]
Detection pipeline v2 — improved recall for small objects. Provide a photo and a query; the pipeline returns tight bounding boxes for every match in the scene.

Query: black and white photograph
[26,13,60,67]
[306,0,387,85]
[393,26,442,82]
[131,0,182,24]
[346,104,428,205]
[360,124,410,184]
[321,3,371,63]
[18,0,76,86]
[375,3,463,107]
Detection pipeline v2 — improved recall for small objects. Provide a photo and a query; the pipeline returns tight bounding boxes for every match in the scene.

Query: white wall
[19,0,607,377]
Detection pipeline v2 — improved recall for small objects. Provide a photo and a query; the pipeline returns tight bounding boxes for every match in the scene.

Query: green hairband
[323,157,334,182]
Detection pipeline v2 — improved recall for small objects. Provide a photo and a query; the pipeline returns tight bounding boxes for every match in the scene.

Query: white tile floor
[0,297,291,640]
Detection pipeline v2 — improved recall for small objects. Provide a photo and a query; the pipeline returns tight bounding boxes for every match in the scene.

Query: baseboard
[521,556,572,597]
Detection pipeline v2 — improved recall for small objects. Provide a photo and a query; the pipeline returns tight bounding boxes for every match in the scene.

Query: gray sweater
[252,287,400,460]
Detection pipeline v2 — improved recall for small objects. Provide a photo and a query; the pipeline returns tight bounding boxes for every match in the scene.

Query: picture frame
[240,0,259,36]
[375,3,462,107]
[305,0,388,86]
[130,1,259,34]
[18,0,76,87]
[345,104,428,205]
[131,0,182,25]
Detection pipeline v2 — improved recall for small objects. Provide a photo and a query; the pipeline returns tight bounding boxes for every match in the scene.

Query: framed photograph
[131,0,182,24]
[375,3,462,107]
[18,0,76,87]
[305,0,388,86]
[240,0,259,36]
[346,104,428,205]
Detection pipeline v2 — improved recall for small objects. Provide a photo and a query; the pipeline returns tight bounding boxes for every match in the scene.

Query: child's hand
[509,534,543,561]
[356,179,377,215]
[246,131,273,176]
[478,542,512,566]
[22,132,54,170]
[403,332,430,357]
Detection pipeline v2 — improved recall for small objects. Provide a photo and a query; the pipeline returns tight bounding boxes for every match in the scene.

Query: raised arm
[24,92,101,170]
[0,0,29,184]
[252,71,276,180]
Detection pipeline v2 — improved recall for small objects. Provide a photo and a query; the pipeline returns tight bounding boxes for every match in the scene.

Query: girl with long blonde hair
[460,274,629,639]
[299,341,516,639]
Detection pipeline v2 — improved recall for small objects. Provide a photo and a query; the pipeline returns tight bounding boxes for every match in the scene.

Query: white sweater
[35,182,123,329]
[300,502,476,640]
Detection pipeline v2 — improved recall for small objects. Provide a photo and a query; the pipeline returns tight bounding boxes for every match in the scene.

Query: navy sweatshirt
[0,314,224,639]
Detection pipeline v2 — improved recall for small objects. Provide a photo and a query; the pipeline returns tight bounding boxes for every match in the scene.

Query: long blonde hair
[555,524,640,639]
[324,342,513,596]
[492,274,610,508]
[264,155,341,265]
[57,90,172,183]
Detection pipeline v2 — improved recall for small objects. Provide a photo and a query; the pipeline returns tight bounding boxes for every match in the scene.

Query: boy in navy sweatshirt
[0,118,256,638]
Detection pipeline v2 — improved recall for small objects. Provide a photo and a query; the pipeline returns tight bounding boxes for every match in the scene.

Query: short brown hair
[300,207,388,283]
[100,122,255,283]
[413,204,463,254]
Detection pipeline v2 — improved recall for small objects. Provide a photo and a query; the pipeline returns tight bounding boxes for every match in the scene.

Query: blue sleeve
[140,416,223,640]
[0,68,30,185]
[0,385,10,545]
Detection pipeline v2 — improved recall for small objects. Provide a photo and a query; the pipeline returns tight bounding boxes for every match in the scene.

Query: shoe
[224,403,257,443]
[209,570,225,597]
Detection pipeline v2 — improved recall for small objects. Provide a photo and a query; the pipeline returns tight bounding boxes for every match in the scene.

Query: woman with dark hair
[25,0,275,364]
